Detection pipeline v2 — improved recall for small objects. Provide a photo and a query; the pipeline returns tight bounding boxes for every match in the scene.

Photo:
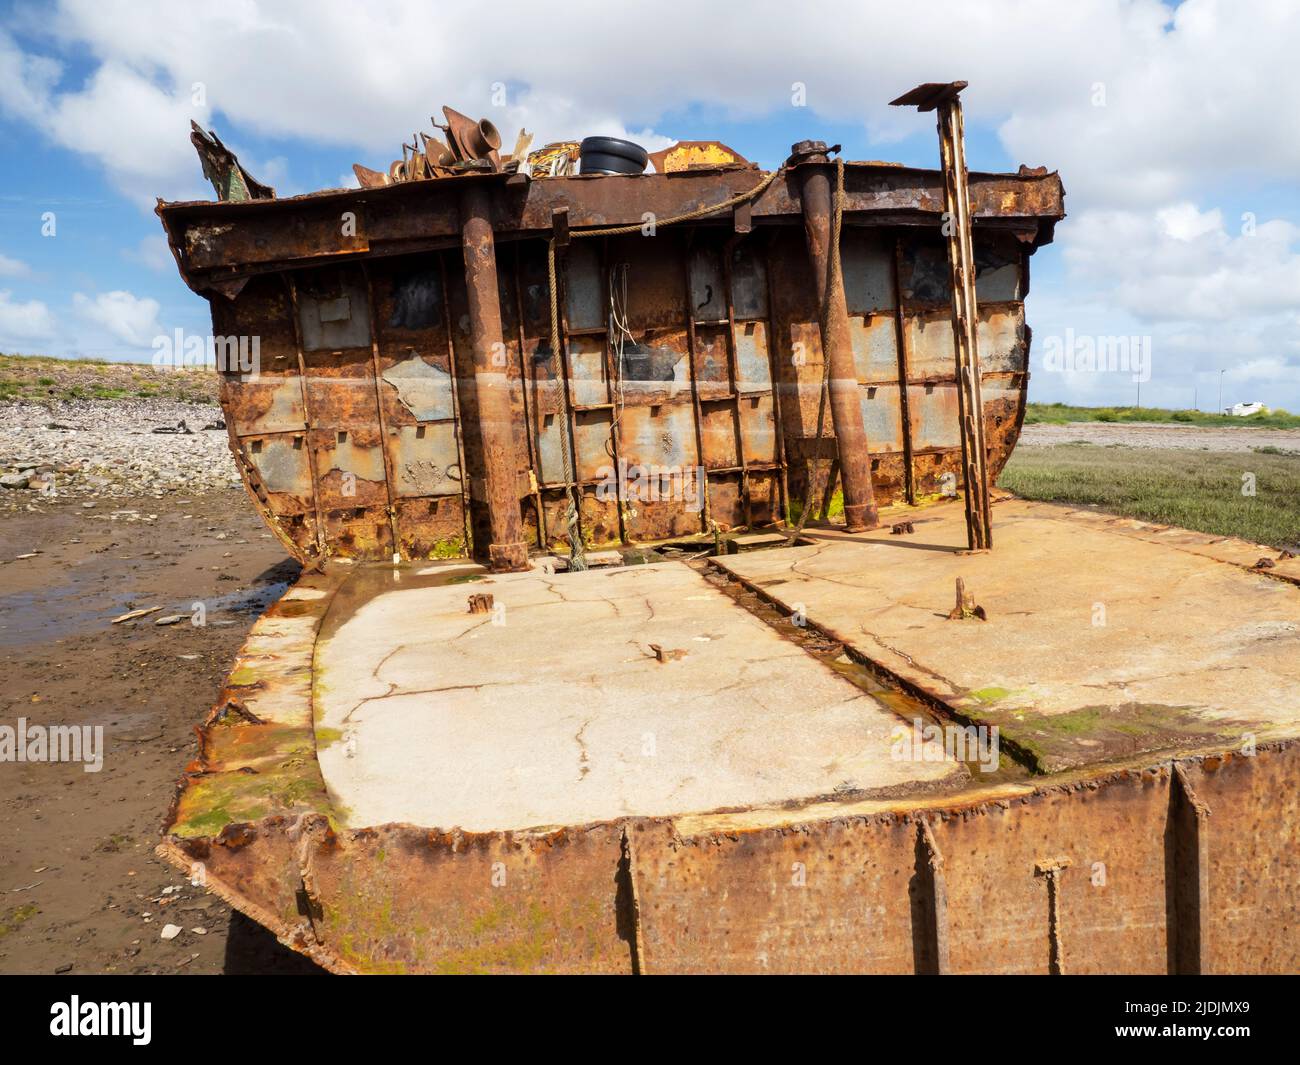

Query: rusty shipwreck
[154,88,1300,974]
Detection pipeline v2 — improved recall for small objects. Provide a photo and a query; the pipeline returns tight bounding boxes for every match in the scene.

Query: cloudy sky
[0,0,1296,411]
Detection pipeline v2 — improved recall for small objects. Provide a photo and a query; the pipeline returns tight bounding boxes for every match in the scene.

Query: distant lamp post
[1219,369,1225,414]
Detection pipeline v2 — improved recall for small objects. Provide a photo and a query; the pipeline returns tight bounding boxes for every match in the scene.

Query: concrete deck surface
[715,499,1300,771]
[314,560,959,831]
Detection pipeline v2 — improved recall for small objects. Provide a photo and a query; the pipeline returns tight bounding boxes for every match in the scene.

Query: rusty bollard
[946,577,986,621]
[467,592,495,614]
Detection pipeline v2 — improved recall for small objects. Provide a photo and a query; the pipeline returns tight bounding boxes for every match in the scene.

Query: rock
[160,924,182,941]
[111,606,161,624]
[154,614,185,626]
[1,472,30,489]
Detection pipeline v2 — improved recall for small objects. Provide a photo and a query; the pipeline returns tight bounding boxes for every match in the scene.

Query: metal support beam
[913,820,951,974]
[1168,764,1210,974]
[459,181,529,572]
[1034,855,1071,975]
[891,82,992,551]
[791,141,878,532]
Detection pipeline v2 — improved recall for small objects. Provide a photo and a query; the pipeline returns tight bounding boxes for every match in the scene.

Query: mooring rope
[545,165,786,569]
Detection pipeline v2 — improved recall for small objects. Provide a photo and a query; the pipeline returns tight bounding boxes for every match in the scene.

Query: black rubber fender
[579,136,648,175]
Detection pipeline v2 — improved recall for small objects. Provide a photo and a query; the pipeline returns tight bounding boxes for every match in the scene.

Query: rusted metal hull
[156,498,1300,975]
[161,621,1300,977]
[161,747,1300,975]
[161,162,1062,565]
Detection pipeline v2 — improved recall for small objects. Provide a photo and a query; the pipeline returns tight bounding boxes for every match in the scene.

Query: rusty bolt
[649,644,686,663]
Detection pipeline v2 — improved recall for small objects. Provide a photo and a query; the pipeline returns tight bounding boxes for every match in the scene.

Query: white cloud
[0,252,31,278]
[0,290,56,345]
[2,0,1298,407]
[0,0,1289,212]
[1063,206,1300,322]
[123,234,174,272]
[1157,204,1224,243]
[72,290,162,346]
[1029,201,1300,410]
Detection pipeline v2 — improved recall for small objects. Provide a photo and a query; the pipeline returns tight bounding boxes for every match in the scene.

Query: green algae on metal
[959,700,1256,773]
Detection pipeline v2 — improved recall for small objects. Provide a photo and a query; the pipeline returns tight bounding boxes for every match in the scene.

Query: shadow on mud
[223,911,328,975]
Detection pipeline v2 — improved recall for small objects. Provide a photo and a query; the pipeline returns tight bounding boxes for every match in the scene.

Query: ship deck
[159,496,1300,973]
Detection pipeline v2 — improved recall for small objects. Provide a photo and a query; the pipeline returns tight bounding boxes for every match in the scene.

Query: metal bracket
[551,206,570,249]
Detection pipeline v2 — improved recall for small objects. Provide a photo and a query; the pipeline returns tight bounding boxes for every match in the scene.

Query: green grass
[1000,444,1300,549]
[1024,402,1300,430]
[0,352,217,404]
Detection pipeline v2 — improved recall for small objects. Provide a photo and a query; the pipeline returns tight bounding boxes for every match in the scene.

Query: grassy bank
[999,443,1300,549]
[1025,402,1300,430]
[0,353,216,404]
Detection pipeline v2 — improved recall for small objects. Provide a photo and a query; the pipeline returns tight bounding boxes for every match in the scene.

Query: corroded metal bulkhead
[157,157,1065,568]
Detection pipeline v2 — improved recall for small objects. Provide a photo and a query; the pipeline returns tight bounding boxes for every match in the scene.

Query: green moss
[968,686,1017,704]
[97,832,133,853]
[469,902,505,936]
[433,899,552,974]
[181,806,243,835]
[315,726,343,749]
[226,663,262,687]
[0,903,38,938]
[969,700,1249,774]
[431,536,466,559]
[172,739,329,838]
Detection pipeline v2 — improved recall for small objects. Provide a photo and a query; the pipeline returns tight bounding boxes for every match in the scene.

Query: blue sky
[1,0,1297,412]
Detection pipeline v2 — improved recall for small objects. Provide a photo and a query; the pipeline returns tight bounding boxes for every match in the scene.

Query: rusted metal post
[790,141,879,532]
[459,181,529,572]
[890,82,993,551]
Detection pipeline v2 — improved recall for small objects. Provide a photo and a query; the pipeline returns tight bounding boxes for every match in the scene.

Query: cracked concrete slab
[714,498,1300,771]
[314,559,959,831]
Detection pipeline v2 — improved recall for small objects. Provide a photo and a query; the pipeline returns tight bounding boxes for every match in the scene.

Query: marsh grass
[1000,443,1300,549]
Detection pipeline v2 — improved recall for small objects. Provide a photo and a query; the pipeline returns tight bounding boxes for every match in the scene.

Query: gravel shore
[7,400,1298,513]
[0,399,239,509]
[1021,420,1300,453]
